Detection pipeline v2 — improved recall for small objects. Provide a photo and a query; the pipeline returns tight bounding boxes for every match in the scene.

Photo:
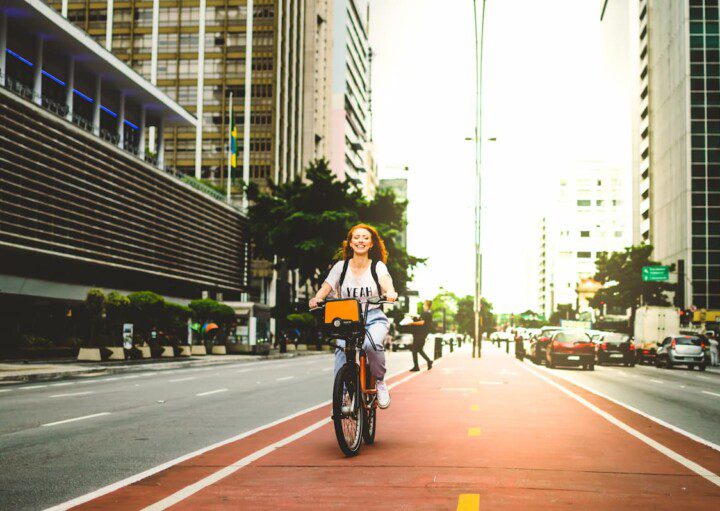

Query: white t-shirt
[324,260,390,308]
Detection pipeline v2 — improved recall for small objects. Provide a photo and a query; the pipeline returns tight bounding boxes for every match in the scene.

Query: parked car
[546,330,595,370]
[655,335,707,370]
[528,326,563,364]
[594,332,635,366]
[390,333,415,352]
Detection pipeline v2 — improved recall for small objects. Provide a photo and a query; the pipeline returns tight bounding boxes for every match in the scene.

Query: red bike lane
[71,345,720,510]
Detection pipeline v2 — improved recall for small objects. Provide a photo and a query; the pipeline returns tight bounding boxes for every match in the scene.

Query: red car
[546,330,596,370]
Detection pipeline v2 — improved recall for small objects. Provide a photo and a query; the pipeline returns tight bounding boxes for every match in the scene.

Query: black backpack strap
[337,259,350,295]
[370,260,381,295]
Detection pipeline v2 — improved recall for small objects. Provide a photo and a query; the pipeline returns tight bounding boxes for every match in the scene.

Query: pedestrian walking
[407,300,434,371]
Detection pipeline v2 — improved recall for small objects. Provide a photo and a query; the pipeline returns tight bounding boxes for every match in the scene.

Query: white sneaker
[376,380,390,409]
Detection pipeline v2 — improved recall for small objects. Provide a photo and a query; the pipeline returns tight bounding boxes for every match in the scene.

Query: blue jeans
[333,308,389,381]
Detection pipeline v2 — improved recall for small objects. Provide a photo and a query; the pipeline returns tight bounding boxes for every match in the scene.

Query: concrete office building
[608,0,720,309]
[379,177,408,249]
[50,0,331,188]
[0,0,250,346]
[330,0,372,191]
[538,163,630,318]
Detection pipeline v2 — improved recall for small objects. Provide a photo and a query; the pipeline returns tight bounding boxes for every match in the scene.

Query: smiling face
[350,228,374,256]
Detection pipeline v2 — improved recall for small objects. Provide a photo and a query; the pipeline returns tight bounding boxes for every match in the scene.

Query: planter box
[136,346,152,359]
[254,344,270,356]
[178,346,192,357]
[211,345,227,355]
[77,347,102,362]
[297,344,308,351]
[160,346,175,358]
[191,345,207,356]
[107,347,126,360]
[286,344,296,352]
[321,345,332,352]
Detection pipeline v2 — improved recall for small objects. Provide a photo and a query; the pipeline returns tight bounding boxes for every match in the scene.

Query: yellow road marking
[457,493,480,510]
[468,427,481,436]
[470,404,479,411]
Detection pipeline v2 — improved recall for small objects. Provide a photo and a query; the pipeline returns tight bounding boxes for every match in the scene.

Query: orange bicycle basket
[324,299,361,324]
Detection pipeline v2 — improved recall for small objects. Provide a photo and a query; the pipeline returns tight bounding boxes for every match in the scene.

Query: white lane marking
[19,385,49,390]
[41,412,111,427]
[695,375,712,381]
[0,389,12,393]
[169,377,196,383]
[122,375,140,380]
[649,379,664,384]
[478,381,503,385]
[50,382,75,387]
[276,376,295,381]
[196,388,228,397]
[322,367,331,372]
[50,391,93,398]
[702,391,720,398]
[525,360,720,453]
[235,369,252,374]
[138,367,428,511]
[42,359,439,511]
[519,361,720,487]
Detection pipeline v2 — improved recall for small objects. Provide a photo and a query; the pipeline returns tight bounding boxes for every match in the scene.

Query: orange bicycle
[311,295,390,457]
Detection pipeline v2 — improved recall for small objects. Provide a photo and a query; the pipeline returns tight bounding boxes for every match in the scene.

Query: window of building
[614,231,623,238]
[580,231,590,238]
[577,199,591,207]
[577,252,592,259]
[596,199,604,206]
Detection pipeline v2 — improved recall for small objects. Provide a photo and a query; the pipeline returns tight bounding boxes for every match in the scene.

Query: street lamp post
[472,0,487,359]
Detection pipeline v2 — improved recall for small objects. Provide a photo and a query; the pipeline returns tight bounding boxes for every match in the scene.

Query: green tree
[127,291,165,340]
[549,304,576,326]
[84,288,106,343]
[160,302,192,342]
[247,158,424,323]
[589,244,675,328]
[456,295,495,335]
[106,291,130,343]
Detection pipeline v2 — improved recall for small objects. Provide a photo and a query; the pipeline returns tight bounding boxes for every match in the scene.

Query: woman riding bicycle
[309,224,398,409]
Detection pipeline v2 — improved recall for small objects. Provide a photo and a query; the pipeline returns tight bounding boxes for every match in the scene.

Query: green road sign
[642,265,669,282]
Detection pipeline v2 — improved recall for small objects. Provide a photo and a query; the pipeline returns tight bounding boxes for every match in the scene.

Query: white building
[539,163,631,318]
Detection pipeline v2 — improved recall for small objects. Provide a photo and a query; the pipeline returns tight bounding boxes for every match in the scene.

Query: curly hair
[335,223,388,263]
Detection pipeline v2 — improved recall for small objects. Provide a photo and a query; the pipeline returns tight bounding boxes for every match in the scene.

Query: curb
[0,350,328,384]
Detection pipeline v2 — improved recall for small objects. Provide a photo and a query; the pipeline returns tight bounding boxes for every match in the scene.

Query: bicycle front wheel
[362,397,376,445]
[333,363,363,457]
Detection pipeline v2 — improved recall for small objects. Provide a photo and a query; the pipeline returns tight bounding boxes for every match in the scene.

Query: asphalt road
[520,351,720,445]
[0,350,421,510]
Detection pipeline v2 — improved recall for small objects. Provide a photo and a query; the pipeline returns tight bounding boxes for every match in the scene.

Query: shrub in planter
[127,291,165,341]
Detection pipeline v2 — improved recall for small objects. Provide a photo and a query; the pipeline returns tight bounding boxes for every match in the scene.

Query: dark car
[655,335,707,370]
[594,332,635,367]
[546,330,595,370]
[528,326,563,365]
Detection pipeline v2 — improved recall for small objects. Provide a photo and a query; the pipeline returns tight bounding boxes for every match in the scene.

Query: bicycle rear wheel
[333,363,363,457]
[362,398,376,445]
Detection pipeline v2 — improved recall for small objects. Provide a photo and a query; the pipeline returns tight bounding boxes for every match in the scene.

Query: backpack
[335,259,382,298]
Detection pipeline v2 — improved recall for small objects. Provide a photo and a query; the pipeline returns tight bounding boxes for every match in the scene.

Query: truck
[633,306,680,364]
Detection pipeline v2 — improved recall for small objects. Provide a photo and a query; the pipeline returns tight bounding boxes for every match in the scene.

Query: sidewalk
[0,351,327,384]
[65,343,720,510]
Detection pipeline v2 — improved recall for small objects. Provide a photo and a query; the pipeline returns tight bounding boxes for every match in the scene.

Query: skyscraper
[50,0,331,188]
[626,0,719,309]
[330,0,372,191]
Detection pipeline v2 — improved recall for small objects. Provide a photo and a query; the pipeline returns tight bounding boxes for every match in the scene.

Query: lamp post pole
[472,0,487,358]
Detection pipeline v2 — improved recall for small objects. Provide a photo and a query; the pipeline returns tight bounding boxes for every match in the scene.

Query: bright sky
[370,0,629,313]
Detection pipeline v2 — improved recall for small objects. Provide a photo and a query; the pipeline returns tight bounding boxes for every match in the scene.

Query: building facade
[379,177,407,248]
[50,0,331,188]
[539,163,630,318]
[0,0,249,305]
[627,0,720,309]
[330,0,371,190]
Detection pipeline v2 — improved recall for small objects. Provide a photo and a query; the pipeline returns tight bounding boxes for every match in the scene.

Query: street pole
[242,0,254,211]
[226,92,233,203]
[472,0,486,358]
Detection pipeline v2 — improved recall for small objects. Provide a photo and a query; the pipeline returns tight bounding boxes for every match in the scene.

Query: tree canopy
[247,158,424,294]
[589,244,675,316]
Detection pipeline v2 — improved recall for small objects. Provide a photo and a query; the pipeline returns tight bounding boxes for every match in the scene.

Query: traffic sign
[642,266,669,282]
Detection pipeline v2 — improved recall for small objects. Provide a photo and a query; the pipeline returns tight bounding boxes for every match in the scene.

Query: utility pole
[472,0,487,359]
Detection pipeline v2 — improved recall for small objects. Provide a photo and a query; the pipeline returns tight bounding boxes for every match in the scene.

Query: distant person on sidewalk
[407,300,434,371]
